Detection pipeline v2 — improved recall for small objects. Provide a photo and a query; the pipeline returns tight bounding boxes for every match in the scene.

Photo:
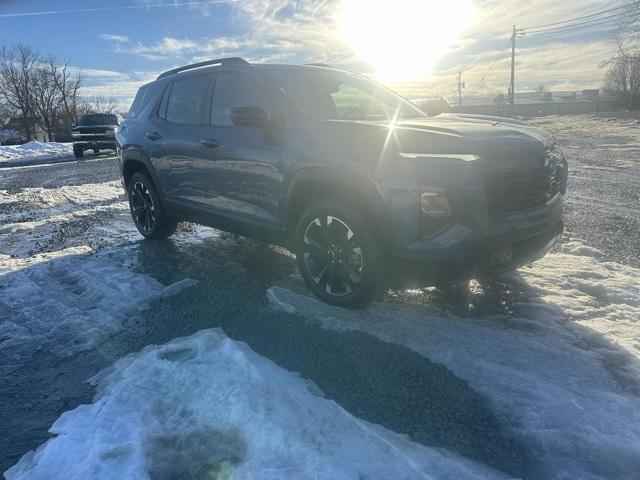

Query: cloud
[93,0,626,100]
[97,33,129,43]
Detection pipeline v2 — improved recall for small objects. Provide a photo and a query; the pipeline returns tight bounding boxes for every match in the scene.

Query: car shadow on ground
[1,233,638,479]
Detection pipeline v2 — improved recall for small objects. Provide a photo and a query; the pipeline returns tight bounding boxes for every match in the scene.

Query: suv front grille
[486,162,564,215]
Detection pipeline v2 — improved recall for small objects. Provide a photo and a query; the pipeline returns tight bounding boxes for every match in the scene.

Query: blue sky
[0,0,623,106]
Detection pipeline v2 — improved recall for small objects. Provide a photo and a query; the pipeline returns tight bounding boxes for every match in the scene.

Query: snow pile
[0,141,73,166]
[267,244,640,479]
[518,241,640,380]
[5,329,504,480]
[0,246,197,358]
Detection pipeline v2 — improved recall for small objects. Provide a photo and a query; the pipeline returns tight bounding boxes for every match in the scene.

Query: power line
[522,2,632,30]
[525,12,630,34]
[523,16,626,37]
[524,10,632,35]
[0,1,227,19]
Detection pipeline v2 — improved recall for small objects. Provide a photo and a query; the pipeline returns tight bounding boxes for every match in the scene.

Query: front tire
[73,145,83,158]
[127,172,177,239]
[294,200,386,307]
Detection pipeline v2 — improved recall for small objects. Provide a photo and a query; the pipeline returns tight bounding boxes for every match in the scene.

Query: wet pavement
[0,236,530,476]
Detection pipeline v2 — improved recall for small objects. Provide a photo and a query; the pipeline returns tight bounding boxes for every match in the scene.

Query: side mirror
[230,105,270,128]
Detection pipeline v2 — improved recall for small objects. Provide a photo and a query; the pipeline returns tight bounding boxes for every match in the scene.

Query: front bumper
[73,140,116,150]
[391,190,564,281]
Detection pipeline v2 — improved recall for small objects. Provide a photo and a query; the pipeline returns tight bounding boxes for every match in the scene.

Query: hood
[296,114,556,170]
[384,113,555,164]
[397,113,553,148]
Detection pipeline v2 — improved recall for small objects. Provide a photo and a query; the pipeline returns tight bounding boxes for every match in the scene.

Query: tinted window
[128,86,148,118]
[330,84,388,121]
[264,69,426,121]
[165,75,210,124]
[211,74,272,126]
[78,114,118,126]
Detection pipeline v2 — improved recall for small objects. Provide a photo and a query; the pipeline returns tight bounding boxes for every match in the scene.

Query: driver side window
[330,84,389,121]
[210,74,272,126]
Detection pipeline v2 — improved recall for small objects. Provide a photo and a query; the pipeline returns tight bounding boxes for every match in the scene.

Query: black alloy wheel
[295,200,385,307]
[130,180,156,234]
[127,172,177,239]
[300,215,364,296]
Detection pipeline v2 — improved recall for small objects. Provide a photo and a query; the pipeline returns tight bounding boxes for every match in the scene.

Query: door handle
[146,131,161,141]
[200,139,220,148]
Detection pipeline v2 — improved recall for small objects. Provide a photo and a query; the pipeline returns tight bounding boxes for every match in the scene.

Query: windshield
[264,69,427,122]
[78,114,118,126]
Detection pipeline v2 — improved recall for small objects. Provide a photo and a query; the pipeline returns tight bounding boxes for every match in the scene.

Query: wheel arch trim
[284,166,392,246]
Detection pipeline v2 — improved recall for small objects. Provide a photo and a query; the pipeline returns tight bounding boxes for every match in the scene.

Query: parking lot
[1,114,639,479]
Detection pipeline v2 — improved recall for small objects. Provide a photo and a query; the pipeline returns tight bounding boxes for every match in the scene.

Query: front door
[198,72,283,225]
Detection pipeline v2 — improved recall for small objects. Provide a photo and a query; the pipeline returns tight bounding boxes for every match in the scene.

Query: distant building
[0,117,49,142]
[444,90,619,117]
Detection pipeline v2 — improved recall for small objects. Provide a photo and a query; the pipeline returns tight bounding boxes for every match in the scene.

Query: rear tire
[93,148,100,154]
[73,145,83,158]
[294,200,386,307]
[127,172,177,239]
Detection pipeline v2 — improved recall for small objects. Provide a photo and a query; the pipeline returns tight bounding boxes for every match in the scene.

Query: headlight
[420,191,452,217]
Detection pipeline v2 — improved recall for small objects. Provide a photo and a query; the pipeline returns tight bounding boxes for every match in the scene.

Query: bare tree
[0,44,39,139]
[55,60,82,129]
[31,56,64,141]
[79,96,119,115]
[611,1,640,59]
[604,54,640,109]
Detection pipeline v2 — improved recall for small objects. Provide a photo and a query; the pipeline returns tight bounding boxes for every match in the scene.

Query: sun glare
[338,0,474,82]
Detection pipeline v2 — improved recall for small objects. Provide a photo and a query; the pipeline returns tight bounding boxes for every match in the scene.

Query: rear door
[145,73,212,203]
[197,73,283,225]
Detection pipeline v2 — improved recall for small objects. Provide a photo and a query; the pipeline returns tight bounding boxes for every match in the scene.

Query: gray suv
[117,57,567,306]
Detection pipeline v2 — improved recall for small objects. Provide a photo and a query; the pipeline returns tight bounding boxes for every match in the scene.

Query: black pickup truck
[72,113,120,158]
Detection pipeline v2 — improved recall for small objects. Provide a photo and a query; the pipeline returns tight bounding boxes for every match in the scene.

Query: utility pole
[457,71,463,110]
[509,24,516,117]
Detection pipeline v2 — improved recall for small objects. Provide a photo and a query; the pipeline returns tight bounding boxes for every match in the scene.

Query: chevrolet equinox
[116,57,567,307]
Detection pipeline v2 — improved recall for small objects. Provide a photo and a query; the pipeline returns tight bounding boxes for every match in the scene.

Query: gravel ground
[529,113,640,267]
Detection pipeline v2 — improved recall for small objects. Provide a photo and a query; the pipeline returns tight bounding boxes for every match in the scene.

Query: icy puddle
[5,329,507,480]
[267,243,640,480]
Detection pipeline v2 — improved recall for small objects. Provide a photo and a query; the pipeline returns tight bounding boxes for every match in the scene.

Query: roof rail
[305,63,332,68]
[156,57,249,80]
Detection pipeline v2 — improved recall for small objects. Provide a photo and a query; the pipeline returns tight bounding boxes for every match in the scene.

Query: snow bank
[0,246,197,358]
[516,244,640,381]
[267,244,640,479]
[5,329,505,480]
[0,141,73,166]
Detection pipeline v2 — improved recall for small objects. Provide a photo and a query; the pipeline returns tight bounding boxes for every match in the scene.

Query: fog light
[420,192,452,217]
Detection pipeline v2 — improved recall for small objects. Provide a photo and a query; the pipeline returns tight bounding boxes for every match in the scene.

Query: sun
[337,0,474,82]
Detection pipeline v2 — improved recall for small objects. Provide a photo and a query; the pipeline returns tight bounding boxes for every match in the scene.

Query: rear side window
[128,86,148,118]
[210,74,272,126]
[164,75,211,124]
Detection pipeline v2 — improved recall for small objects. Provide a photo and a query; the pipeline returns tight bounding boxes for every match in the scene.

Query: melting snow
[4,329,506,480]
[266,243,640,479]
[0,141,73,166]
[0,246,198,358]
